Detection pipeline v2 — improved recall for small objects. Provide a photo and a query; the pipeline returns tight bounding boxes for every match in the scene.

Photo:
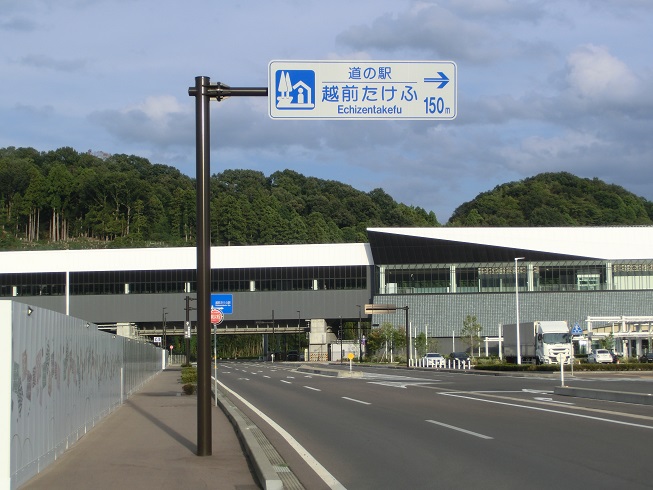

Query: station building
[2,227,652,358]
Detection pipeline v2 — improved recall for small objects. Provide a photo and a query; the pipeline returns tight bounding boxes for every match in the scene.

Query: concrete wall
[2,301,161,490]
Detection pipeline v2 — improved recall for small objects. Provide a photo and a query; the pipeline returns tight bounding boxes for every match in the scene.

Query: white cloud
[88,95,193,147]
[565,44,639,101]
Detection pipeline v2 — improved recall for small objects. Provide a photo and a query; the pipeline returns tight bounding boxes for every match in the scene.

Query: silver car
[588,349,613,364]
[422,352,445,367]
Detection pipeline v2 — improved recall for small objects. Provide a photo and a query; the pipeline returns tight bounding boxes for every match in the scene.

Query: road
[216,361,653,489]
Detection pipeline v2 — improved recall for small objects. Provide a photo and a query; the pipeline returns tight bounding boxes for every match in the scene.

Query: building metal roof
[2,226,652,275]
[367,227,653,264]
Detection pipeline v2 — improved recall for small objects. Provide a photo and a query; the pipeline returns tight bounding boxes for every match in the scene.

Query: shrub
[182,384,196,395]
[181,366,198,384]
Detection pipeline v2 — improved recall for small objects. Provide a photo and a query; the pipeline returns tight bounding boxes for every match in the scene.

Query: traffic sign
[211,293,233,314]
[269,60,457,120]
[571,323,583,336]
[364,303,397,315]
[211,308,224,325]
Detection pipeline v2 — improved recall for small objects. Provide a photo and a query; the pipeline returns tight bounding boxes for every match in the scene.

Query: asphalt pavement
[19,362,653,489]
[21,367,265,490]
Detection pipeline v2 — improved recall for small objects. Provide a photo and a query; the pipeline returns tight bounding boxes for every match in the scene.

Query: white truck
[502,321,571,365]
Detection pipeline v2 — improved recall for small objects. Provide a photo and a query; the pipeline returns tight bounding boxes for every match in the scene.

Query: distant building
[2,227,652,357]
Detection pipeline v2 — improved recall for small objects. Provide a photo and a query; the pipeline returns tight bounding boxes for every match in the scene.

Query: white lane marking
[342,397,371,405]
[215,378,347,490]
[440,392,653,430]
[280,380,292,384]
[426,420,493,440]
[522,389,553,394]
[263,375,271,379]
[304,386,321,391]
[238,378,250,381]
[287,376,295,379]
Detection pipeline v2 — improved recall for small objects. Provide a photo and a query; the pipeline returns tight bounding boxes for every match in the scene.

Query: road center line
[342,397,371,405]
[216,379,346,490]
[426,420,493,439]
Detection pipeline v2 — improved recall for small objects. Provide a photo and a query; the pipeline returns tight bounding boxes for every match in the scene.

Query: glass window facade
[0,266,368,296]
[377,260,653,295]
[0,272,66,296]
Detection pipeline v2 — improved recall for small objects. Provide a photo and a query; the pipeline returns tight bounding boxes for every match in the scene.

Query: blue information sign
[269,60,457,120]
[210,293,233,314]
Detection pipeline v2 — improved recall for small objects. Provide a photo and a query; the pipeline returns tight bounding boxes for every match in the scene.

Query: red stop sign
[211,308,223,325]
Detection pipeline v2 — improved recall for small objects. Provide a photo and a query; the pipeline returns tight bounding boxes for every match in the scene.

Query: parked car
[448,352,470,363]
[422,352,445,367]
[587,349,613,364]
[640,352,653,363]
[286,350,300,361]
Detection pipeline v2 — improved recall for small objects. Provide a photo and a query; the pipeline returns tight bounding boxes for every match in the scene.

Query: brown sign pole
[188,77,267,457]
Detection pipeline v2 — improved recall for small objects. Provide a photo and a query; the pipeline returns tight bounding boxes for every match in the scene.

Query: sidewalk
[22,368,260,490]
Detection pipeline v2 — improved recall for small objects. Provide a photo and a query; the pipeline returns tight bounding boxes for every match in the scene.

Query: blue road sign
[571,323,583,336]
[269,60,457,120]
[210,293,233,314]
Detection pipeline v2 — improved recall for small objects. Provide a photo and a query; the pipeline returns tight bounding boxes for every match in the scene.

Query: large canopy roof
[367,227,653,264]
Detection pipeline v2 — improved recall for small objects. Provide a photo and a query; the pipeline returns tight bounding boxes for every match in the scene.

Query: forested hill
[447,172,653,226]
[0,146,438,249]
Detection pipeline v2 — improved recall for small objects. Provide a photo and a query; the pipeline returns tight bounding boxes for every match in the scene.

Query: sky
[1,0,653,223]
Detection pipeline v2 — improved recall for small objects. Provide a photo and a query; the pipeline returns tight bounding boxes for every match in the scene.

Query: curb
[297,364,363,378]
[213,390,284,490]
[554,386,653,405]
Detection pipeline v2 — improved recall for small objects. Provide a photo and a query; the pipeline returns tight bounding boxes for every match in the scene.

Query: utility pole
[185,296,197,365]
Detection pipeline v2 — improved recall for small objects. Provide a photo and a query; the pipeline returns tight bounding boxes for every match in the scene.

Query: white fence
[411,357,472,369]
[2,301,162,490]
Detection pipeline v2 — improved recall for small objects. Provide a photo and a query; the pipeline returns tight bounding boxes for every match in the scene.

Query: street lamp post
[515,257,525,365]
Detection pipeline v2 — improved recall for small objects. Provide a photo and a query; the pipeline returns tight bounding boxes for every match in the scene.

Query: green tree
[598,333,615,351]
[461,315,482,357]
[448,171,653,226]
[47,163,74,241]
[415,331,427,357]
[370,322,406,362]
